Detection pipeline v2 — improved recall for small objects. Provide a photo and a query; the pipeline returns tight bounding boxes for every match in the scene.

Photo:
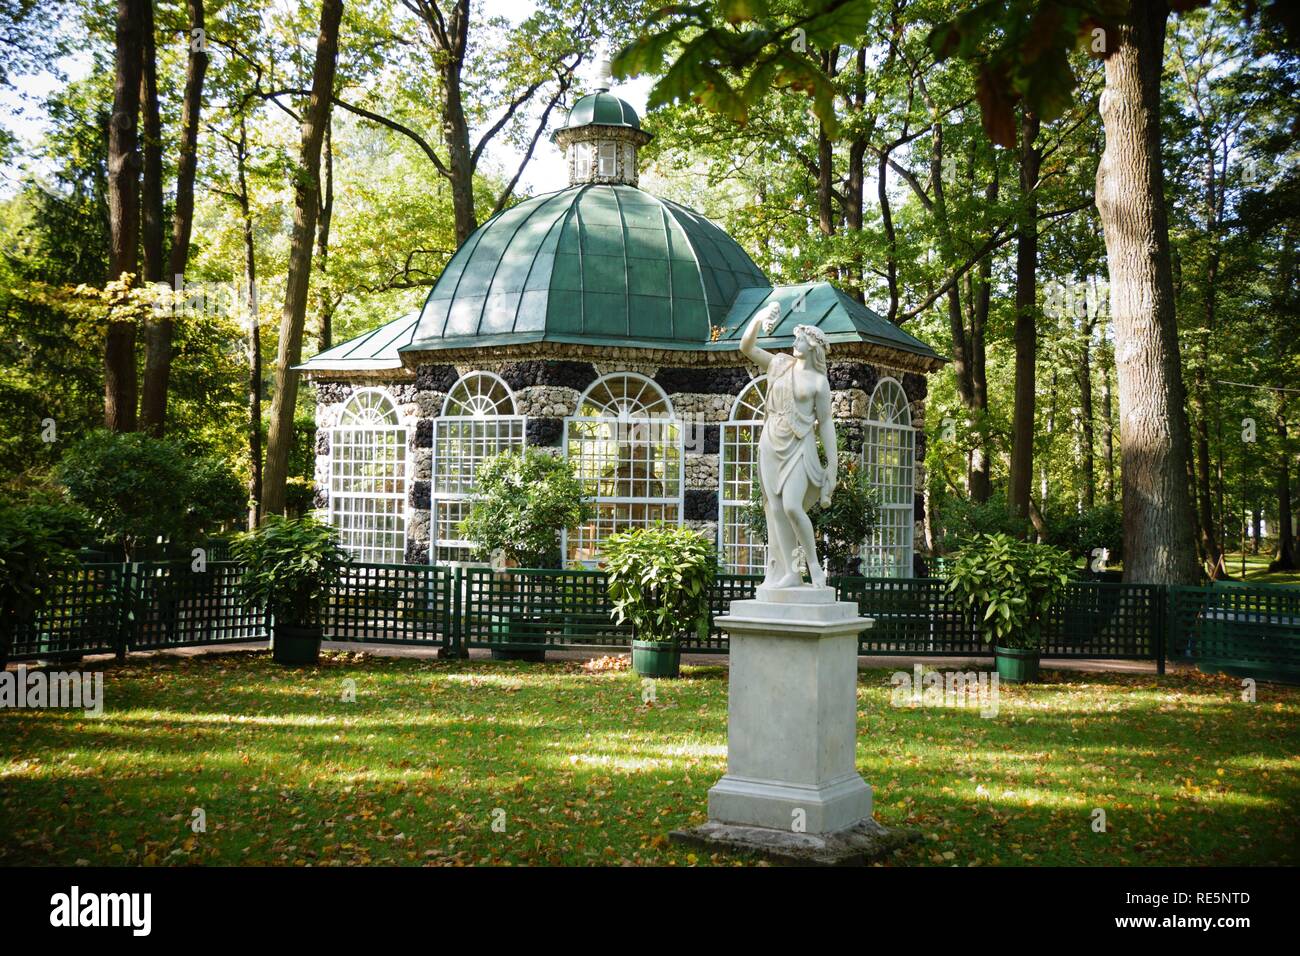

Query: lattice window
[598,142,617,176]
[862,378,915,578]
[566,373,682,565]
[577,371,673,419]
[329,388,408,564]
[443,370,516,417]
[572,142,591,179]
[433,372,526,563]
[719,376,767,573]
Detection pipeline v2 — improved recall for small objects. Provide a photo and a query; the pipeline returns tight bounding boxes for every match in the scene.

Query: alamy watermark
[49,886,150,936]
[144,275,264,326]
[0,666,104,717]
[890,663,999,717]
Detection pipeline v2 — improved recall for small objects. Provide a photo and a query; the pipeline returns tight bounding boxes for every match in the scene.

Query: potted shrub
[946,532,1076,683]
[231,516,350,666]
[604,526,717,679]
[742,444,879,577]
[460,450,591,662]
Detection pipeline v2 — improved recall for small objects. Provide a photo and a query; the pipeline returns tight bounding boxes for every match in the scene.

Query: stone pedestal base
[670,816,921,866]
[703,587,884,844]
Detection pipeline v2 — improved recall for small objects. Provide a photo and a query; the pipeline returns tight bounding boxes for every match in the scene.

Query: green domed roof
[559,91,641,131]
[406,184,770,351]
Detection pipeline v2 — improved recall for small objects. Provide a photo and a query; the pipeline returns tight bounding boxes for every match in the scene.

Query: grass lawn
[1220,550,1300,585]
[1,650,1296,866]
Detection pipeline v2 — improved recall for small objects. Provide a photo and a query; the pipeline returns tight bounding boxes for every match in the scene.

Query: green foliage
[742,454,879,575]
[946,533,1077,650]
[811,456,880,574]
[57,430,244,557]
[230,515,350,627]
[929,1,1127,146]
[933,490,1031,555]
[1045,504,1123,566]
[603,525,717,645]
[460,450,591,569]
[186,455,252,535]
[0,502,84,659]
[612,0,874,134]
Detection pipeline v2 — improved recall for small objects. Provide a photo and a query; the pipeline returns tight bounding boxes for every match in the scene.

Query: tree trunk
[1041,367,1058,509]
[234,116,262,530]
[879,148,900,322]
[968,166,995,503]
[104,0,144,432]
[1275,399,1297,570]
[1100,316,1117,505]
[1094,0,1200,584]
[1009,110,1041,522]
[844,47,867,302]
[925,115,985,500]
[1193,182,1222,567]
[433,0,476,244]
[316,117,334,353]
[137,0,163,288]
[261,0,342,517]
[1077,313,1096,509]
[816,50,838,241]
[140,0,207,436]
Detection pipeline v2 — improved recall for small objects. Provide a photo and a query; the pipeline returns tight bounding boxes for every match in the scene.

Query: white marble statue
[740,303,837,589]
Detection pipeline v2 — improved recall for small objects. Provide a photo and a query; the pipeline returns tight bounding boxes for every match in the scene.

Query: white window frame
[862,378,916,579]
[573,142,592,179]
[718,376,767,574]
[598,141,618,177]
[432,372,526,564]
[564,372,683,566]
[328,387,409,565]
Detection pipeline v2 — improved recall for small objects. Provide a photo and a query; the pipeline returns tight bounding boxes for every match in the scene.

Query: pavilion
[299,80,943,577]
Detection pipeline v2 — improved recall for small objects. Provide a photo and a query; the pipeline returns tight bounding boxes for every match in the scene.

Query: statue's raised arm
[739,303,781,371]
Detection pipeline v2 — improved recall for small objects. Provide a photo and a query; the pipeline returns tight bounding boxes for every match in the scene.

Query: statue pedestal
[671,586,919,864]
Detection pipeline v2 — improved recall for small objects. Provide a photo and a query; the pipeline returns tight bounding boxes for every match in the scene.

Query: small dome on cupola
[552,52,652,187]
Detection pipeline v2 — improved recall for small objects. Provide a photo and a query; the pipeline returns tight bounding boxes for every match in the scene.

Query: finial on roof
[593,44,613,92]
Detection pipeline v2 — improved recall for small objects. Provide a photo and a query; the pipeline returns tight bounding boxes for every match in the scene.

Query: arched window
[433,372,525,563]
[862,378,915,578]
[565,373,683,565]
[719,376,767,573]
[329,388,408,564]
[442,371,516,417]
[576,372,673,419]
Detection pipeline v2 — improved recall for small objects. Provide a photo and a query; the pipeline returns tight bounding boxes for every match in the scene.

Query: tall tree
[261,0,343,516]
[1008,109,1041,521]
[931,0,1211,583]
[104,0,145,433]
[1092,2,1200,583]
[329,0,595,243]
[140,0,209,435]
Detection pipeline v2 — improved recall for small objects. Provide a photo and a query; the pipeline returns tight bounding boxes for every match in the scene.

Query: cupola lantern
[552,65,651,187]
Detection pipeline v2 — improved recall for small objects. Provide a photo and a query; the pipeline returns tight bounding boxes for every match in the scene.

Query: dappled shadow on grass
[0,654,1295,866]
[854,666,1298,865]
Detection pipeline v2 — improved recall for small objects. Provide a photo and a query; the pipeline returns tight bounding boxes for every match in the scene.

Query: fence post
[115,563,133,662]
[441,564,464,660]
[1155,585,1167,676]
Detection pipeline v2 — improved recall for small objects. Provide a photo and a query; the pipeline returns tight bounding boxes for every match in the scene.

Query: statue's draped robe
[759,353,825,508]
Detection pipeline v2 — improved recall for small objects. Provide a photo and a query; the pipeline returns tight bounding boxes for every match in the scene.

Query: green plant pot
[490,617,546,663]
[632,639,680,678]
[273,623,322,666]
[994,646,1040,683]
